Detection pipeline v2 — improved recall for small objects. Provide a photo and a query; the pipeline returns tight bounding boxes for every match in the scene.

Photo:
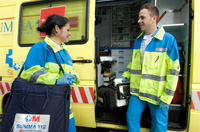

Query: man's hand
[158,101,169,108]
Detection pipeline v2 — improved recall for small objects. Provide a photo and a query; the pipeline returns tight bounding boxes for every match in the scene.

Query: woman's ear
[54,25,60,33]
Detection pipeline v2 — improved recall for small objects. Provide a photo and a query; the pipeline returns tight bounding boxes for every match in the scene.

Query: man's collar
[137,26,165,40]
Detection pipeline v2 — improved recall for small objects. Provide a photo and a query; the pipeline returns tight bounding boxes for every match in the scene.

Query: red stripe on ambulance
[191,91,200,110]
[191,99,195,109]
[89,87,95,102]
[71,87,78,103]
[0,82,11,95]
[0,17,14,20]
[198,92,200,99]
[0,83,5,95]
[0,82,95,104]
[79,87,89,103]
[71,86,95,104]
[5,82,11,91]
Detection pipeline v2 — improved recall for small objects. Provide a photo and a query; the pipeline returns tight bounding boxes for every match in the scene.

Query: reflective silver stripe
[142,74,166,81]
[165,88,175,96]
[139,92,160,102]
[126,68,131,72]
[130,88,139,93]
[131,70,142,75]
[130,88,160,102]
[29,68,48,82]
[168,69,179,76]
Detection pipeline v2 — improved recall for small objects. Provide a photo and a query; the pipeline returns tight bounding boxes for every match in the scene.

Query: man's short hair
[141,3,159,20]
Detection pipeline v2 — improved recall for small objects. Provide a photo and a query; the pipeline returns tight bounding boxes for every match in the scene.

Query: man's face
[138,9,155,33]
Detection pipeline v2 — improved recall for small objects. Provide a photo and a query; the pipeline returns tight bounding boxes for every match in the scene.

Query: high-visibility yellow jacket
[122,27,180,105]
[22,36,80,119]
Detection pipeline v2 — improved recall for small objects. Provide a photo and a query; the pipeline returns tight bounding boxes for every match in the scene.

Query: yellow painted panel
[0,5,15,47]
[188,110,200,132]
[67,46,96,80]
[192,84,200,90]
[12,0,38,78]
[0,1,15,7]
[0,4,15,82]
[0,0,35,6]
[0,48,13,77]
[192,0,200,83]
[0,5,15,19]
[0,95,3,114]
[96,123,188,132]
[70,0,96,128]
[12,47,30,78]
[96,123,127,130]
[72,103,96,128]
[0,19,14,46]
[0,18,14,47]
[0,92,10,114]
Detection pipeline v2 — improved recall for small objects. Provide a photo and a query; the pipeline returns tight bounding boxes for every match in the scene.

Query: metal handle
[73,59,92,63]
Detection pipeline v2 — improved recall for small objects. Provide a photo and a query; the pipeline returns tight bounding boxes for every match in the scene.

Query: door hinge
[190,10,194,19]
[188,98,191,104]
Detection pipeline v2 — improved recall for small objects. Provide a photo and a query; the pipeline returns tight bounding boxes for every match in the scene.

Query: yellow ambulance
[0,0,199,131]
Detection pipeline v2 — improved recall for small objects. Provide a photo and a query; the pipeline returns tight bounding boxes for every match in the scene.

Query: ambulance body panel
[0,0,200,131]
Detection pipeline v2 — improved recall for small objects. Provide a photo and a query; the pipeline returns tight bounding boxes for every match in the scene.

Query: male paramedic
[121,3,180,132]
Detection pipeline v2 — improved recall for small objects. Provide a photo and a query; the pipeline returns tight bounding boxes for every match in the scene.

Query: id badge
[13,113,50,132]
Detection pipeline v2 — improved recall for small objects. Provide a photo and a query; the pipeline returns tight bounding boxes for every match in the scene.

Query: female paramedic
[22,14,80,132]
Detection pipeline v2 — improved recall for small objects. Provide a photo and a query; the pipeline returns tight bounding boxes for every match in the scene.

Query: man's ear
[152,15,157,23]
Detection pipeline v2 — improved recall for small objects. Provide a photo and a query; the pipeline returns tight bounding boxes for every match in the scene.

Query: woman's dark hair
[37,14,69,36]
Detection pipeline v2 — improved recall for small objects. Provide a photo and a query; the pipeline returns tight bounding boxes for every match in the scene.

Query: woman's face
[56,23,71,42]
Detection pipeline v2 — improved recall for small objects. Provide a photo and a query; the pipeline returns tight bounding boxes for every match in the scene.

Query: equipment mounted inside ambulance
[0,0,199,131]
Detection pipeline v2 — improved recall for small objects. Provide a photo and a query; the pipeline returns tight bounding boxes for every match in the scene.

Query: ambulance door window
[19,2,47,46]
[19,0,88,46]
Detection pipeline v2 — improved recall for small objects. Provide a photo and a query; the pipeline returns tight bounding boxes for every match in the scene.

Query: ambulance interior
[95,0,190,130]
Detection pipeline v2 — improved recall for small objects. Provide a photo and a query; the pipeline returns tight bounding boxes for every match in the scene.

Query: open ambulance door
[188,0,200,131]
[13,0,96,128]
[65,0,97,128]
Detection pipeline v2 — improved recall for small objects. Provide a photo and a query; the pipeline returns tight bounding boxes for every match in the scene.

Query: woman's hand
[57,73,76,85]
